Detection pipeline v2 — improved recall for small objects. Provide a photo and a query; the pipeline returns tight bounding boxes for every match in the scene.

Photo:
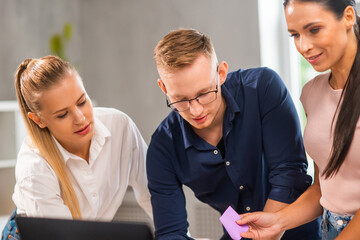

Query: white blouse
[12,107,152,220]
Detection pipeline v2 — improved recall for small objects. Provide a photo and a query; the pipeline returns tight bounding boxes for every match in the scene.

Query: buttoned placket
[80,160,100,216]
[65,153,100,219]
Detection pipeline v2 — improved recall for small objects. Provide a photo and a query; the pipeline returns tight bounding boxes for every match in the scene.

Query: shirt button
[213,150,218,155]
[226,161,230,166]
[337,219,344,226]
[246,206,251,211]
[239,185,244,190]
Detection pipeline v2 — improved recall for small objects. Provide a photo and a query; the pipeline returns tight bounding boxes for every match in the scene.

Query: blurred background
[2,0,359,239]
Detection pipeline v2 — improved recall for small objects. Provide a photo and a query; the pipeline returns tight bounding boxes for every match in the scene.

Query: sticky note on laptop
[219,206,249,240]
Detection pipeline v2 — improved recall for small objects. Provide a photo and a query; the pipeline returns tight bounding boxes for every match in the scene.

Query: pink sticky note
[219,206,249,240]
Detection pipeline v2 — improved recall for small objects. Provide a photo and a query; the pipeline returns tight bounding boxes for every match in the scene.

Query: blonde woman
[1,56,152,240]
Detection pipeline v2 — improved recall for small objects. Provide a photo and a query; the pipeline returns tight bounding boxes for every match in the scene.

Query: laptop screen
[15,216,154,240]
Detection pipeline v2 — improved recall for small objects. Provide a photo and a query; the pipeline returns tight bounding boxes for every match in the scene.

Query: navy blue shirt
[147,68,320,240]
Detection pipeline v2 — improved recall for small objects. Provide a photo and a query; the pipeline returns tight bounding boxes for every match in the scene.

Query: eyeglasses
[166,85,218,112]
[166,70,219,112]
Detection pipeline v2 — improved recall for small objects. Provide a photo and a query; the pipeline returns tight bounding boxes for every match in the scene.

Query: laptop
[15,216,154,240]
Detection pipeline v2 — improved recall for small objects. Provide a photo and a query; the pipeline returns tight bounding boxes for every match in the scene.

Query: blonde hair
[154,28,216,72]
[15,55,82,219]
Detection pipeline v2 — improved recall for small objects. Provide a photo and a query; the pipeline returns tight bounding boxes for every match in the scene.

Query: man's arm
[238,164,323,239]
[275,163,323,229]
[146,131,193,240]
[258,68,312,204]
[263,199,289,213]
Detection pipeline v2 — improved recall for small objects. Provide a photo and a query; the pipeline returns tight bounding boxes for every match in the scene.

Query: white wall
[0,2,261,238]
[78,0,261,143]
[0,0,261,143]
[258,0,302,113]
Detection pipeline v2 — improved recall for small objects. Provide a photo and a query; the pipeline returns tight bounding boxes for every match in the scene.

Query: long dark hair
[284,0,360,178]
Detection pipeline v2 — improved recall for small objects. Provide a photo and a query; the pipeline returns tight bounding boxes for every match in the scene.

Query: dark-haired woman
[238,0,360,239]
[1,56,152,240]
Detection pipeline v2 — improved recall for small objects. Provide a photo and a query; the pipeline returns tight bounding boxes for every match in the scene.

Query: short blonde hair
[154,28,215,72]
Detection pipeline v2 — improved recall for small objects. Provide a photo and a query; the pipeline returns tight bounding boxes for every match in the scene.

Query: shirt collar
[53,116,111,164]
[180,117,209,150]
[221,84,241,121]
[180,84,241,150]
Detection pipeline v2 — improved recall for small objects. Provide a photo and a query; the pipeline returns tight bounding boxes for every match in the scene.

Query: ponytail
[323,15,360,178]
[15,57,82,219]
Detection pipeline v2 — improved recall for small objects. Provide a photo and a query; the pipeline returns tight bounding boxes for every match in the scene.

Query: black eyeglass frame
[166,65,220,112]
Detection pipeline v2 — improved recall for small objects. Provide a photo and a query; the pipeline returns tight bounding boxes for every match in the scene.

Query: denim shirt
[147,67,320,240]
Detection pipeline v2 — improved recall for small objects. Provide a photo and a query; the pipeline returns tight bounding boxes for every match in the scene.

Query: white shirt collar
[52,117,111,165]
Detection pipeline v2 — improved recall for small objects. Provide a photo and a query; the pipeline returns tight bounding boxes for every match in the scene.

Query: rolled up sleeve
[258,68,312,203]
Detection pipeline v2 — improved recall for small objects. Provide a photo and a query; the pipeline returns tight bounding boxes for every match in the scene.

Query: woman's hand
[237,211,284,240]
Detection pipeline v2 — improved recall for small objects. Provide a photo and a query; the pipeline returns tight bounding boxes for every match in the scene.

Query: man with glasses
[146,29,320,240]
